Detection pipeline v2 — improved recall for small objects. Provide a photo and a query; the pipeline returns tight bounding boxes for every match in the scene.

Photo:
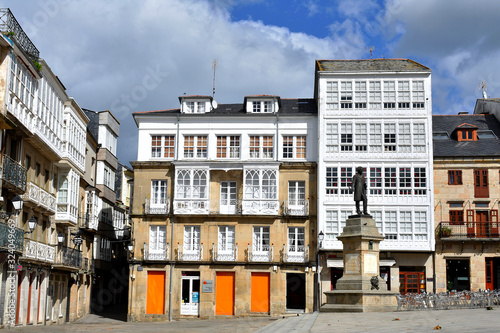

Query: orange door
[146,271,165,314]
[251,272,270,313]
[216,272,235,315]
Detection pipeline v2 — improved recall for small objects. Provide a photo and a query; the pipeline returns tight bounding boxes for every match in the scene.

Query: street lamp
[57,233,65,245]
[25,217,37,234]
[318,231,324,249]
[11,195,23,212]
[72,234,83,247]
[127,241,134,253]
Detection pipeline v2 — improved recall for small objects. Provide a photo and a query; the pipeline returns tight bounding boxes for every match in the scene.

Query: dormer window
[456,123,478,142]
[185,101,205,113]
[252,101,273,113]
[179,96,212,114]
[245,96,280,113]
[460,130,474,141]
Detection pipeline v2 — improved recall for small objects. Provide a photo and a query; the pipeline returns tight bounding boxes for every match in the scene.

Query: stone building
[314,59,435,299]
[433,112,500,292]
[129,95,318,320]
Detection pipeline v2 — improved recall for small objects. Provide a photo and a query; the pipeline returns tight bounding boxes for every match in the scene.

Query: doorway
[330,269,343,290]
[476,211,489,237]
[286,273,305,311]
[215,272,235,315]
[181,272,200,316]
[485,257,500,290]
[251,272,270,313]
[220,181,237,214]
[446,259,470,291]
[146,271,165,314]
[399,267,426,294]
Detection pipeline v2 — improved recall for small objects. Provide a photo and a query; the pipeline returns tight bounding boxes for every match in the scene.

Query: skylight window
[477,130,496,139]
[433,132,449,140]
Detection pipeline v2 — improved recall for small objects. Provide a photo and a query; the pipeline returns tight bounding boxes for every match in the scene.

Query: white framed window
[325,210,339,240]
[184,135,207,158]
[326,167,338,195]
[244,169,277,200]
[151,135,175,158]
[253,226,270,252]
[217,135,240,159]
[369,81,382,110]
[369,123,382,152]
[384,123,396,151]
[282,135,306,159]
[218,226,235,251]
[288,181,305,205]
[149,225,167,252]
[326,123,339,155]
[399,167,412,195]
[399,123,411,152]
[340,167,352,194]
[413,123,426,152]
[288,227,305,252]
[249,135,273,159]
[414,167,427,195]
[400,211,412,240]
[369,167,382,195]
[412,81,425,109]
[384,167,397,195]
[175,169,208,199]
[184,226,200,251]
[355,123,367,151]
[383,80,396,109]
[252,101,274,113]
[372,211,382,234]
[414,211,428,240]
[184,101,206,113]
[326,81,339,110]
[151,180,168,205]
[340,81,353,109]
[398,81,410,109]
[340,123,353,151]
[384,211,397,240]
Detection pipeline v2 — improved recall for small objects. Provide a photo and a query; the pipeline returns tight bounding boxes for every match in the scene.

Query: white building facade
[315,59,435,298]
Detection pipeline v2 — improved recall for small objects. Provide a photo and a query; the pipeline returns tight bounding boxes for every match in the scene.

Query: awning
[326,258,396,268]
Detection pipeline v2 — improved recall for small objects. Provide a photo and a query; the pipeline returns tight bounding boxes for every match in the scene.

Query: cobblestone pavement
[4,308,500,332]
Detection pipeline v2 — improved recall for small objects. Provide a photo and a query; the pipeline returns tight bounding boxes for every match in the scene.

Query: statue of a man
[352,166,368,215]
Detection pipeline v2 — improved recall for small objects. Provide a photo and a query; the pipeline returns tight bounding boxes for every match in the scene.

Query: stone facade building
[129,95,318,320]
[433,113,500,292]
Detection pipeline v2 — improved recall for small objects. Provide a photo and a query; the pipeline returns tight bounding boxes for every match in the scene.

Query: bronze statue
[352,166,368,215]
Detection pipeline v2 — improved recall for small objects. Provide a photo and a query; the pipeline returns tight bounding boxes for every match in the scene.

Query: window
[355,124,367,151]
[149,225,167,253]
[474,169,489,198]
[326,167,338,195]
[448,170,462,185]
[369,81,382,110]
[217,135,240,158]
[412,81,425,109]
[176,169,208,199]
[398,81,410,109]
[288,227,305,252]
[325,210,339,240]
[414,168,427,195]
[477,130,496,139]
[288,181,305,205]
[340,124,353,151]
[326,81,339,110]
[218,226,235,251]
[340,81,352,109]
[184,226,200,251]
[244,169,277,200]
[384,211,397,240]
[103,165,114,189]
[384,124,396,151]
[151,135,175,158]
[253,226,270,252]
[400,211,412,240]
[449,210,464,225]
[383,81,396,109]
[249,136,273,159]
[185,101,205,113]
[184,135,207,158]
[151,180,168,205]
[252,101,273,113]
[459,130,475,141]
[399,123,411,152]
[326,123,338,155]
[340,167,352,194]
[354,81,367,109]
[283,135,306,159]
[369,123,382,152]
[399,168,412,195]
[413,123,426,152]
[384,167,397,195]
[369,167,382,195]
[414,211,427,241]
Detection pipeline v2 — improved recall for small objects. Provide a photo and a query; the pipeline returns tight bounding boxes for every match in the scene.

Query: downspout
[168,215,174,321]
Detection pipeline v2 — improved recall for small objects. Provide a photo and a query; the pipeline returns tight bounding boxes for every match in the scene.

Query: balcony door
[476,211,489,238]
[220,181,237,214]
[218,226,235,260]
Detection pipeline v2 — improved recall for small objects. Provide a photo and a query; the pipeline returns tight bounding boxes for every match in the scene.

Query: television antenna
[212,59,217,98]
[479,81,487,99]
[367,46,375,59]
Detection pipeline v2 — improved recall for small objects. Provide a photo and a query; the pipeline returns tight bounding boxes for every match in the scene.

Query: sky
[3,0,500,166]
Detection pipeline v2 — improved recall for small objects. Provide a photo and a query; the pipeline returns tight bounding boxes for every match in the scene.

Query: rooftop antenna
[367,46,374,59]
[480,81,488,99]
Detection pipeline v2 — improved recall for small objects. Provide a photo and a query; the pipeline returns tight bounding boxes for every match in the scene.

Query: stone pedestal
[321,215,397,312]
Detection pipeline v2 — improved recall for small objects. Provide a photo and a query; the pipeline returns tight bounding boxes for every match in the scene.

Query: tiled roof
[316,59,430,72]
[433,114,500,157]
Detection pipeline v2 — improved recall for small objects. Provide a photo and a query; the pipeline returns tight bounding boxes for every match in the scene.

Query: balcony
[248,245,273,262]
[439,222,500,240]
[53,246,82,270]
[210,199,242,215]
[212,244,238,262]
[22,182,56,214]
[2,155,27,192]
[23,239,55,263]
[0,9,40,61]
[82,213,98,230]
[145,198,170,215]
[242,200,280,215]
[177,244,203,261]
[173,199,209,214]
[283,200,309,216]
[144,243,170,261]
[0,222,24,253]
[95,249,111,262]
[283,245,309,263]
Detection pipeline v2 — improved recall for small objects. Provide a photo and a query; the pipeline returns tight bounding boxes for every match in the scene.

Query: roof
[433,114,500,157]
[132,98,317,117]
[82,108,100,140]
[316,59,430,73]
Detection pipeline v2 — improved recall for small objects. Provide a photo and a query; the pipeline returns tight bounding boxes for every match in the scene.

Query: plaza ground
[4,308,500,332]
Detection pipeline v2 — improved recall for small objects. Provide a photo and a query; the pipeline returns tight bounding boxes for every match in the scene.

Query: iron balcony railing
[145,198,170,215]
[23,239,55,263]
[439,221,500,239]
[22,182,56,214]
[0,8,40,61]
[248,244,273,262]
[2,154,27,192]
[283,244,309,263]
[212,244,238,262]
[55,246,82,268]
[177,244,203,261]
[283,200,309,216]
[0,222,24,252]
[144,243,170,261]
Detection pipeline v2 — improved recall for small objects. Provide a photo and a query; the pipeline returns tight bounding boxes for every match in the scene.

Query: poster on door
[192,292,199,303]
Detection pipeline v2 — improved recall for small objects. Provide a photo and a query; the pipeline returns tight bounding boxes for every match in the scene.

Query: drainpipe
[168,216,174,321]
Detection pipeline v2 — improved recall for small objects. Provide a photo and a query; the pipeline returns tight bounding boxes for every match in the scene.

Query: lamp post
[25,217,36,234]
[57,232,65,245]
[318,230,324,249]
[316,230,325,312]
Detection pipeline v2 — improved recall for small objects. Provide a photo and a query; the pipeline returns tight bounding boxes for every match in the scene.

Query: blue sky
[3,0,500,165]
